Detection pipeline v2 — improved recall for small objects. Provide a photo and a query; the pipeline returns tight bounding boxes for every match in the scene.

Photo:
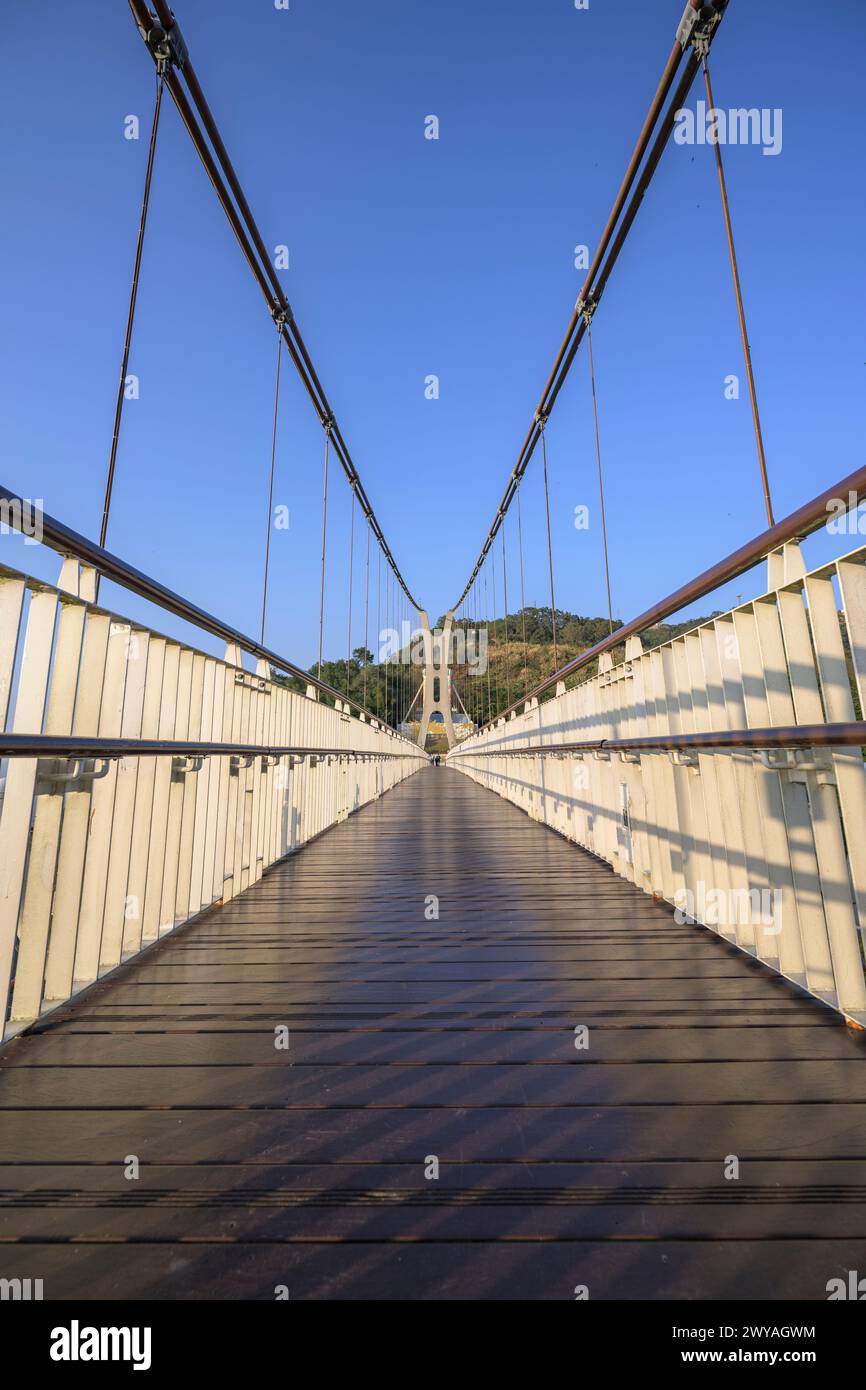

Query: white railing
[449,541,866,1025]
[0,558,425,1040]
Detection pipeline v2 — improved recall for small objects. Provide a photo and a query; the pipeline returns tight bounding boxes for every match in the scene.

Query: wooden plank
[1,1201,865,1243]
[0,1239,861,1301]
[4,1023,857,1065]
[66,979,817,1003]
[1,1158,860,1193]
[3,1102,866,1162]
[2,1060,866,1106]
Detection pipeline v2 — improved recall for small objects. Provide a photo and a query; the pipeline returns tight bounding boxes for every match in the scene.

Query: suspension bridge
[1,0,865,1302]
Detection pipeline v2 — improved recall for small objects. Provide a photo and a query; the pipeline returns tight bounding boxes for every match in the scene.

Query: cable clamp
[324,413,336,436]
[581,292,598,329]
[272,304,288,331]
[689,5,724,59]
[534,409,549,430]
[146,19,188,72]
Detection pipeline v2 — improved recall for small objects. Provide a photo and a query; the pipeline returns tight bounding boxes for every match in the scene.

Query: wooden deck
[1,765,865,1300]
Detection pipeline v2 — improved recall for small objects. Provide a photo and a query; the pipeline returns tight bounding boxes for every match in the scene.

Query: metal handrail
[449,722,866,757]
[0,485,417,744]
[471,463,866,731]
[0,735,422,761]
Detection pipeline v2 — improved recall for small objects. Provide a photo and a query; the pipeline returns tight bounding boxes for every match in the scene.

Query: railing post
[43,611,110,1000]
[10,590,88,1027]
[805,571,866,937]
[778,577,866,1015]
[753,596,833,997]
[730,606,805,982]
[72,617,132,989]
[123,635,167,957]
[173,652,207,923]
[99,625,151,974]
[0,587,57,1034]
[140,641,180,943]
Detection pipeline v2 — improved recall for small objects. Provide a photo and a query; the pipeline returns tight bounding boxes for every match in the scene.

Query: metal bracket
[172,755,204,776]
[759,750,794,772]
[759,749,836,784]
[36,757,111,788]
[229,754,256,773]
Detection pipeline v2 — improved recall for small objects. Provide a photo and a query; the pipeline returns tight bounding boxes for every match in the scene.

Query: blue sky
[1,0,864,668]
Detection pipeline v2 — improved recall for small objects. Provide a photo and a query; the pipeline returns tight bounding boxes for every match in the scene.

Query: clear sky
[1,0,864,668]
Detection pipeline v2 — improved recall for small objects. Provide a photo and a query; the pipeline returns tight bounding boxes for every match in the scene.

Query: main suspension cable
[129,0,423,613]
[448,4,729,612]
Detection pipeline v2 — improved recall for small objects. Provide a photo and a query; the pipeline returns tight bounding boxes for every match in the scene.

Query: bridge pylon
[415,610,457,751]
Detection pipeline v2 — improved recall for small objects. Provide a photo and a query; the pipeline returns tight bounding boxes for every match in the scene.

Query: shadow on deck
[1,767,865,1299]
